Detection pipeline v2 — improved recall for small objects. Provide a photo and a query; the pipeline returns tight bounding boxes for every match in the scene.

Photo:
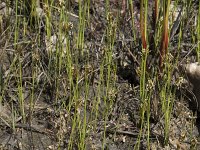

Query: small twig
[100,127,156,139]
[0,121,53,135]
[180,41,200,64]
[15,123,54,135]
[105,129,139,137]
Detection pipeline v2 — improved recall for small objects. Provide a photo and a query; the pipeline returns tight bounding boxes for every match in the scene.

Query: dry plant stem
[140,0,147,49]
[170,6,182,40]
[121,0,126,16]
[159,0,170,72]
[128,0,137,43]
[136,0,149,149]
[149,0,159,53]
[155,0,159,25]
